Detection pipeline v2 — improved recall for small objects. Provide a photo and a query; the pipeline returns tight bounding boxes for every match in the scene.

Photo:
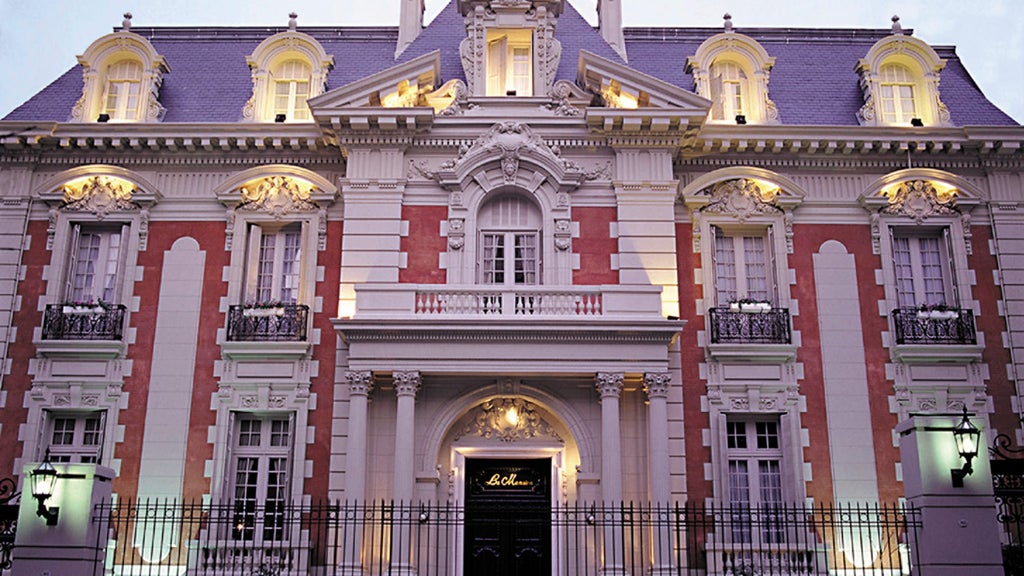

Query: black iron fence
[91,499,919,575]
[41,303,126,340]
[0,478,17,572]
[709,307,792,344]
[227,304,309,342]
[891,306,977,345]
[991,434,1024,575]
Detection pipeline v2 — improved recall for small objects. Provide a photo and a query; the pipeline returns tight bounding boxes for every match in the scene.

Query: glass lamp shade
[953,409,981,463]
[31,457,58,501]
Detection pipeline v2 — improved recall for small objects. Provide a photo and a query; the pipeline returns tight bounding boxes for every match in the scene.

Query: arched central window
[478,194,541,285]
[103,60,143,121]
[879,63,917,124]
[272,60,312,122]
[711,61,746,121]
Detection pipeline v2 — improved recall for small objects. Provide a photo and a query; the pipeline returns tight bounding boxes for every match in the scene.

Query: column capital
[596,372,624,399]
[643,372,671,400]
[394,370,421,397]
[346,370,374,396]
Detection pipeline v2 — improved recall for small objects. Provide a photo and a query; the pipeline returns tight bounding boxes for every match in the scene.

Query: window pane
[727,421,747,449]
[52,418,75,445]
[513,233,537,284]
[482,233,504,284]
[728,460,750,505]
[892,236,916,307]
[758,460,783,504]
[918,237,946,304]
[714,234,738,303]
[280,231,302,303]
[238,419,261,447]
[83,416,103,446]
[744,236,769,301]
[756,420,779,449]
[256,233,276,302]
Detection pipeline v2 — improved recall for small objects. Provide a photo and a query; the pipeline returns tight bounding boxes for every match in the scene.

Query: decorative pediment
[414,121,587,197]
[859,168,983,255]
[238,176,320,217]
[578,51,710,136]
[681,168,806,253]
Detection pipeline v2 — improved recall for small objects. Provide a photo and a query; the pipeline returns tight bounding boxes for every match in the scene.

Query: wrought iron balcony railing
[227,304,309,342]
[891,306,977,345]
[709,306,792,344]
[41,304,127,341]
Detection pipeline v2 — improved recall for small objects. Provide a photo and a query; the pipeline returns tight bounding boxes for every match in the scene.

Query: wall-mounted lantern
[951,407,981,487]
[30,449,60,525]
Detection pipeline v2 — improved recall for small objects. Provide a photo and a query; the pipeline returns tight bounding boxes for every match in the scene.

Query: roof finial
[723,13,733,32]
[891,15,903,35]
[121,12,132,32]
[288,12,298,31]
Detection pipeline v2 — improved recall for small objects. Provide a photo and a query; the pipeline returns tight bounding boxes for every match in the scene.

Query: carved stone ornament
[61,176,139,219]
[346,370,374,396]
[643,373,671,399]
[393,371,422,397]
[458,397,561,443]
[880,180,959,224]
[239,176,319,218]
[700,179,783,222]
[596,372,624,399]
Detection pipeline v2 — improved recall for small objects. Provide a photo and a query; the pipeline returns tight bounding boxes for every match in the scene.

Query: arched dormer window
[72,15,168,123]
[687,27,779,125]
[856,21,951,127]
[244,20,333,123]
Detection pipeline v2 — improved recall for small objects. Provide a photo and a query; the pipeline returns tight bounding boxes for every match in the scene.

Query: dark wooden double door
[464,458,551,576]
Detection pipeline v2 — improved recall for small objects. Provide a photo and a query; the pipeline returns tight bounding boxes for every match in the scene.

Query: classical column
[340,370,372,575]
[645,372,674,576]
[344,370,373,502]
[393,371,421,504]
[596,372,625,574]
[390,371,421,576]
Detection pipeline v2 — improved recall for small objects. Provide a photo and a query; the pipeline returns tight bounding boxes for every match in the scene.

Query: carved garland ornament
[868,179,970,255]
[692,178,793,253]
[239,176,319,217]
[49,175,150,251]
[458,397,561,443]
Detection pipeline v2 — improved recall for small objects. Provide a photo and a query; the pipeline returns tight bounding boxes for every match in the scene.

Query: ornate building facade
[0,1,1022,573]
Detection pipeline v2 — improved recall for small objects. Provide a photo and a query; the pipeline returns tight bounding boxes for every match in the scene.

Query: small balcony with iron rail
[41,303,127,341]
[226,303,309,342]
[890,305,982,363]
[706,304,796,363]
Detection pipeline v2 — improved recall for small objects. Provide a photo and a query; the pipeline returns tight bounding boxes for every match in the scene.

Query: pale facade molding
[458,0,563,97]
[855,33,951,127]
[686,31,779,124]
[243,29,334,122]
[72,24,169,123]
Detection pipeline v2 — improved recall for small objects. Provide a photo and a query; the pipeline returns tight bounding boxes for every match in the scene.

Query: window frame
[271,59,313,122]
[228,412,295,542]
[42,410,107,465]
[710,224,777,306]
[243,31,333,123]
[687,33,778,125]
[65,222,129,305]
[485,28,533,97]
[244,221,306,305]
[101,59,144,122]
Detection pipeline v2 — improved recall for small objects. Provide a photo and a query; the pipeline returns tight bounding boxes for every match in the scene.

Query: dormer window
[486,29,532,96]
[687,29,779,124]
[272,60,312,122]
[856,22,951,127]
[72,18,168,123]
[243,21,332,123]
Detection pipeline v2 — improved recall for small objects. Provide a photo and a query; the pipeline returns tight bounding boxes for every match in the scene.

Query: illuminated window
[230,414,292,541]
[710,61,746,121]
[272,60,312,121]
[879,64,918,124]
[102,60,143,121]
[45,412,105,464]
[478,195,541,284]
[486,29,532,96]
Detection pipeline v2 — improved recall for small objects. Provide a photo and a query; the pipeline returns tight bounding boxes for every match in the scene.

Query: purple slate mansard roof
[3,0,1017,126]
